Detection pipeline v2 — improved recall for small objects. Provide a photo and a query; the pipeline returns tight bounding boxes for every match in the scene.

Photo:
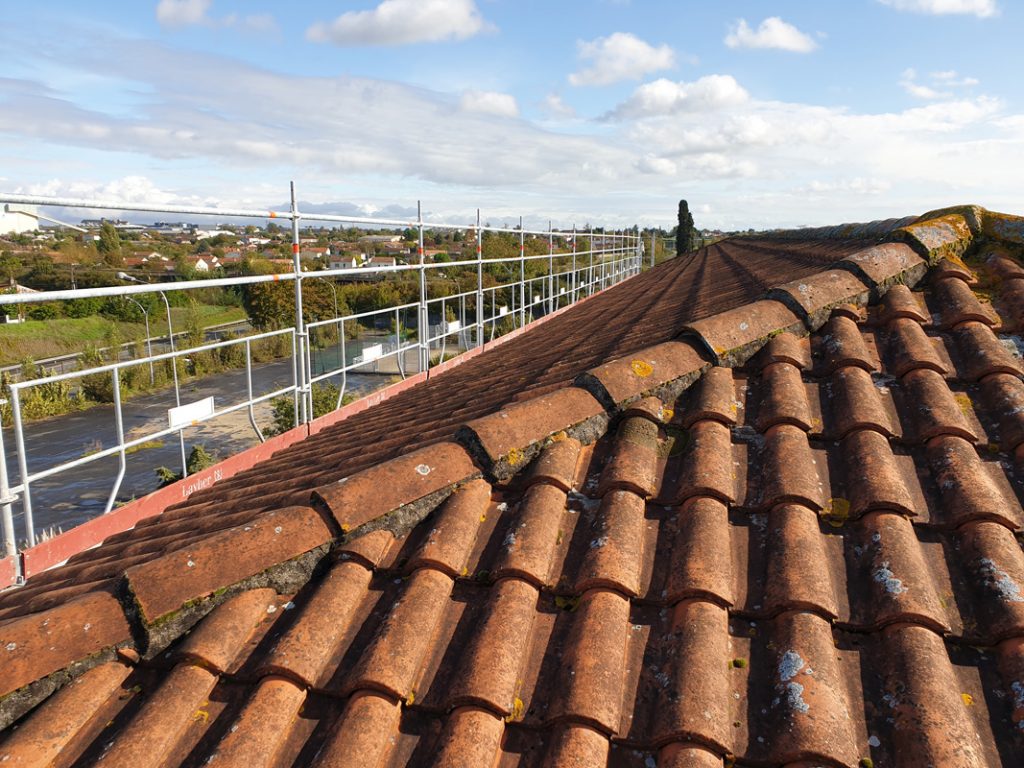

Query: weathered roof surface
[5,205,1024,767]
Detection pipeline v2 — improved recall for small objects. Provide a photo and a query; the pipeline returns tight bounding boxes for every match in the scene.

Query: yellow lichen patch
[506,696,525,722]
[192,702,210,723]
[460,566,469,577]
[506,448,525,467]
[661,406,674,422]
[953,393,974,417]
[479,513,487,522]
[406,688,417,706]
[550,431,568,442]
[340,523,351,534]
[823,497,851,528]
[961,692,974,707]
[631,359,654,378]
[860,759,875,768]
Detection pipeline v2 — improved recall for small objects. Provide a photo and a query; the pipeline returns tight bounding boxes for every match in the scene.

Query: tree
[676,200,695,257]
[97,222,123,266]
[0,251,20,282]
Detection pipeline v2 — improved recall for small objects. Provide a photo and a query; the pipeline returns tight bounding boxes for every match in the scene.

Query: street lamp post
[117,272,187,476]
[123,296,155,386]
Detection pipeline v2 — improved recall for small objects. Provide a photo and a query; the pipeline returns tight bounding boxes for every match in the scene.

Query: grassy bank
[0,305,247,366]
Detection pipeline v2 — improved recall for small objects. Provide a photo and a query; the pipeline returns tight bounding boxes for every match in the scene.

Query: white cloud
[725,17,818,52]
[460,90,519,118]
[608,75,749,119]
[900,68,980,99]
[156,0,211,27]
[156,0,277,32]
[568,32,675,86]
[306,0,489,46]
[877,0,998,17]
[542,93,576,119]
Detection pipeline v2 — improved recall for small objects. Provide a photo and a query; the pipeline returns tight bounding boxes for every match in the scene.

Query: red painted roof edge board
[0,556,16,588]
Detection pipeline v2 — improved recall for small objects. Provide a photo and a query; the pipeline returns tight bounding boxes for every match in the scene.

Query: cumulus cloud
[5,25,1024,230]
[306,0,490,46]
[156,0,277,32]
[724,17,818,52]
[900,68,979,99]
[607,75,749,119]
[542,93,576,119]
[876,0,998,17]
[569,32,675,86]
[460,90,519,118]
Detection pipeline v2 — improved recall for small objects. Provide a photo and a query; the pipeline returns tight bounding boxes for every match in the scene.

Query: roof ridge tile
[766,268,871,331]
[456,387,609,482]
[311,441,481,539]
[574,339,710,412]
[683,299,806,368]
[835,242,927,297]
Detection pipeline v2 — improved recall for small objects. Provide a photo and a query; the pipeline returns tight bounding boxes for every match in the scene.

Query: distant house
[366,256,397,268]
[193,258,210,272]
[329,254,362,270]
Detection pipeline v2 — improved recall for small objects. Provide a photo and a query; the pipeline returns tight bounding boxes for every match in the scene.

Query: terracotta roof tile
[897,212,975,264]
[405,478,490,578]
[344,567,454,700]
[651,599,731,750]
[880,623,989,766]
[334,528,395,569]
[182,597,271,665]
[841,428,918,519]
[548,588,630,734]
[204,675,306,766]
[885,316,950,377]
[678,365,740,427]
[543,722,610,766]
[880,283,931,324]
[925,435,1022,529]
[458,387,607,480]
[768,268,871,330]
[838,242,927,294]
[0,589,131,704]
[958,520,1024,642]
[750,329,812,370]
[256,561,372,688]
[124,505,332,626]
[684,299,805,367]
[15,221,1024,765]
[526,436,582,492]
[312,691,401,768]
[491,482,569,588]
[931,256,978,284]
[996,276,1024,331]
[898,367,978,444]
[848,512,949,632]
[575,490,647,597]
[577,340,710,410]
[670,419,737,505]
[448,577,538,715]
[432,706,506,767]
[828,365,897,439]
[932,276,998,329]
[753,361,813,432]
[980,372,1024,452]
[0,660,131,765]
[96,662,219,767]
[665,497,733,607]
[952,321,1022,381]
[816,314,878,376]
[597,417,660,499]
[754,424,825,511]
[987,251,1024,280]
[311,442,479,536]
[762,503,839,618]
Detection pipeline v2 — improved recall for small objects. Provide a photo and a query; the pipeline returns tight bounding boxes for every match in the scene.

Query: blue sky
[0,0,1020,229]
